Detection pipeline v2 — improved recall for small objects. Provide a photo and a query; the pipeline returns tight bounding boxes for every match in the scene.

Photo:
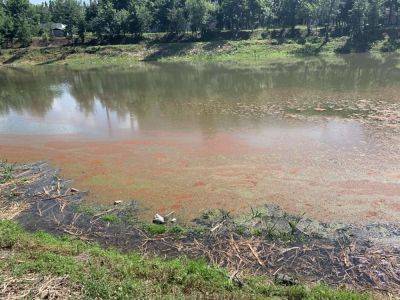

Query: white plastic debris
[153,213,165,224]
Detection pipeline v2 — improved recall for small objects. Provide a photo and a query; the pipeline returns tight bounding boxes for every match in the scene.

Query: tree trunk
[307,19,311,36]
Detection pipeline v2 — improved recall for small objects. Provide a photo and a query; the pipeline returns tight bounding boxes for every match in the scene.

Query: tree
[247,0,273,30]
[77,14,86,42]
[298,0,318,35]
[0,0,394,48]
[367,0,383,35]
[1,13,14,46]
[272,0,300,31]
[16,18,32,46]
[152,0,187,33]
[316,0,341,41]
[2,0,34,46]
[152,0,170,32]
[84,0,98,33]
[220,0,247,31]
[49,0,84,37]
[36,2,52,24]
[126,0,153,36]
[336,0,353,33]
[349,0,368,38]
[384,0,399,25]
[166,0,187,33]
[92,0,127,40]
[185,0,216,35]
[0,4,4,47]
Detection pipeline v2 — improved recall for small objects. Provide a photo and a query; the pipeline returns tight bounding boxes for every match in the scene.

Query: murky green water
[1,54,399,223]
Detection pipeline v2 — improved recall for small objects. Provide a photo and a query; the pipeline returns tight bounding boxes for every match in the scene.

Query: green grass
[101,214,120,223]
[2,27,400,68]
[0,36,358,68]
[143,223,187,235]
[144,223,167,235]
[0,162,14,184]
[0,220,371,299]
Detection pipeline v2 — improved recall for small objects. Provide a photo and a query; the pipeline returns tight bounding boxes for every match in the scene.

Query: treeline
[1,0,400,47]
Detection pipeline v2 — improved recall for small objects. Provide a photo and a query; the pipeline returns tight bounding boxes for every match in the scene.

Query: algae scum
[0,55,400,224]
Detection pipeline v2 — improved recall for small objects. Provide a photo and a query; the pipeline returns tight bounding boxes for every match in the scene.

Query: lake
[1,54,400,223]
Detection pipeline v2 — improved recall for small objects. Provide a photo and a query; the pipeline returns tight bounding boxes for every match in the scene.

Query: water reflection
[0,53,400,138]
[1,55,400,222]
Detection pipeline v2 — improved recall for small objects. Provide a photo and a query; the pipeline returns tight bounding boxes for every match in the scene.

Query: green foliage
[91,0,125,39]
[16,18,32,46]
[0,5,4,47]
[126,0,152,36]
[219,0,272,31]
[168,225,186,234]
[0,0,35,47]
[77,15,86,42]
[0,161,14,184]
[250,206,262,219]
[0,0,400,52]
[235,224,246,235]
[41,28,52,43]
[251,228,262,236]
[185,0,216,35]
[0,220,371,299]
[272,0,301,29]
[293,41,322,55]
[349,0,369,38]
[381,37,400,52]
[144,223,167,234]
[166,0,187,33]
[1,0,399,49]
[143,223,187,235]
[101,214,120,223]
[49,0,84,37]
[0,220,23,248]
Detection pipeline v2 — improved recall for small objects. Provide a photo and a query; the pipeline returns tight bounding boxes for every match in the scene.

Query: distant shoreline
[1,35,397,68]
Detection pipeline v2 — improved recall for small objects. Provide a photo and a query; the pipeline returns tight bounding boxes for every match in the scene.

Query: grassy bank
[0,33,397,67]
[0,220,369,299]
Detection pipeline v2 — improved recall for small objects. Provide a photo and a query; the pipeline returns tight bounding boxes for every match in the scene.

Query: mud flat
[1,161,399,296]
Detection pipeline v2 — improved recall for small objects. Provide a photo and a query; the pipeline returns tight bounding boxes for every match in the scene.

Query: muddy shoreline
[0,161,399,295]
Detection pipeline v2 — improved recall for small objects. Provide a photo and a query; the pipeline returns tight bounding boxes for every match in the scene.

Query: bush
[293,42,321,56]
[41,30,51,44]
[381,38,400,52]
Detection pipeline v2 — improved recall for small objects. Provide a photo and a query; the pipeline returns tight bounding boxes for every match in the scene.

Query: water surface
[1,55,400,222]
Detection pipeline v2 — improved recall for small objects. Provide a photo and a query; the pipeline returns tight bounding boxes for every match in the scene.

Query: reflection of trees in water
[1,55,400,132]
[0,68,64,117]
[67,55,400,113]
[68,55,400,132]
